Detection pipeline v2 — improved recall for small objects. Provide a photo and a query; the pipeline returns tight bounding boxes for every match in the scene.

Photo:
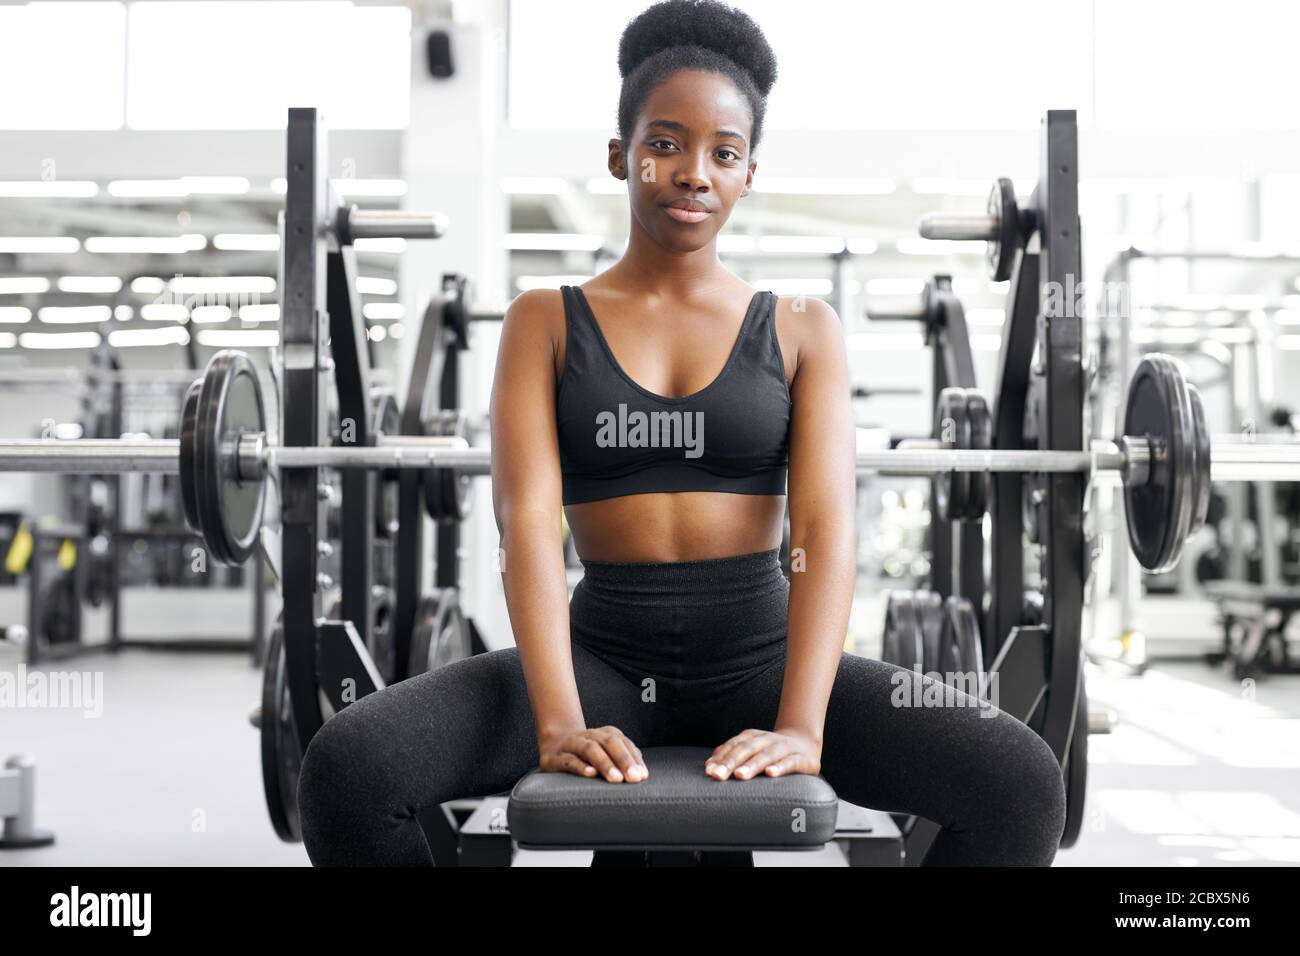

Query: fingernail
[737,765,750,777]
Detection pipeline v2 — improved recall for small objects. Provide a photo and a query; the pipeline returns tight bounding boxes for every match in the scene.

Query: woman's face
[611,68,755,253]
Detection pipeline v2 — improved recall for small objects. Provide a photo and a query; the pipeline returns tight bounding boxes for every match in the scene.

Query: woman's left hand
[705,728,822,780]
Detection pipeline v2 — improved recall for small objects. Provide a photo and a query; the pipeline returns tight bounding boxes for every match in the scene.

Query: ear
[607,138,628,181]
[740,160,757,198]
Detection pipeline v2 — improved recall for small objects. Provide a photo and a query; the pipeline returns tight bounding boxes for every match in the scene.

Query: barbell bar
[0,349,1291,572]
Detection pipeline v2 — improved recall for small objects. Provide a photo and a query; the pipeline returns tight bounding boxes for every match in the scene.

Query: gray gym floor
[5,641,1298,867]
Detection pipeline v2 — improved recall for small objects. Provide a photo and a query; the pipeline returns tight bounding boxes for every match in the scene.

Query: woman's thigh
[686,651,1066,865]
[297,642,655,863]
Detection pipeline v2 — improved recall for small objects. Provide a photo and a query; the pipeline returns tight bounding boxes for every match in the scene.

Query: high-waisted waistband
[569,549,788,693]
[577,548,786,607]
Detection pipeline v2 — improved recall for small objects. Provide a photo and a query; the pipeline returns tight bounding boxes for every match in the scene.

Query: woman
[298,0,1065,866]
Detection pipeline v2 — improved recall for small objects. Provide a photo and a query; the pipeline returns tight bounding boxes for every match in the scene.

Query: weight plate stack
[933,388,971,523]
[882,590,924,673]
[370,388,401,538]
[964,390,992,520]
[178,378,203,535]
[939,596,985,699]
[422,410,474,522]
[1060,675,1089,849]
[987,177,1020,282]
[915,590,944,676]
[408,588,472,675]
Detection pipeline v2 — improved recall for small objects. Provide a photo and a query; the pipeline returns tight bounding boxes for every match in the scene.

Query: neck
[605,222,733,301]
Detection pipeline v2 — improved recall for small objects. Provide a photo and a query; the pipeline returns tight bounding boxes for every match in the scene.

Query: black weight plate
[964,390,992,521]
[195,351,266,565]
[1060,676,1089,849]
[882,590,923,672]
[1186,382,1212,536]
[1123,355,1194,572]
[915,589,944,676]
[941,596,985,697]
[408,589,471,675]
[260,620,303,843]
[987,177,1019,282]
[933,388,970,523]
[178,378,203,534]
[422,410,474,522]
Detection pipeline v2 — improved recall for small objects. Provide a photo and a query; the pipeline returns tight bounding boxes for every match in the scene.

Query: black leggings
[298,549,1066,866]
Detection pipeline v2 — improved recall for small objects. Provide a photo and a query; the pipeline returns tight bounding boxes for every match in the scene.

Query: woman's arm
[775,296,858,747]
[490,291,587,745]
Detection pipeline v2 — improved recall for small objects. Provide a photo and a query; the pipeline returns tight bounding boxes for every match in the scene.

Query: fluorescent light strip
[168,276,275,294]
[334,179,407,198]
[865,279,924,296]
[114,305,134,321]
[585,178,627,195]
[108,327,190,348]
[0,277,51,294]
[846,238,878,255]
[0,307,33,324]
[19,332,102,350]
[1276,310,1300,326]
[130,277,166,295]
[0,333,15,348]
[367,325,388,342]
[38,306,112,324]
[197,329,279,348]
[0,237,80,254]
[754,178,895,195]
[362,303,405,321]
[191,305,232,324]
[85,235,207,254]
[237,304,280,323]
[0,181,99,198]
[756,236,846,255]
[107,177,249,198]
[141,304,189,322]
[503,233,603,252]
[57,276,123,294]
[356,276,398,296]
[897,238,986,256]
[501,177,569,195]
[213,234,280,252]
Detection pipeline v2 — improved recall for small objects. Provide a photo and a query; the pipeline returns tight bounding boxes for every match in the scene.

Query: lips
[663,199,711,223]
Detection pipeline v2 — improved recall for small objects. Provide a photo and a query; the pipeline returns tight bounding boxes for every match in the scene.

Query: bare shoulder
[504,287,565,333]
[773,294,844,369]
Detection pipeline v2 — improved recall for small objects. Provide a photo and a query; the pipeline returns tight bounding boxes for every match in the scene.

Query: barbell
[0,349,1294,572]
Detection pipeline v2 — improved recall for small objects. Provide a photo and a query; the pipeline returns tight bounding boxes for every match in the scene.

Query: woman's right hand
[539,726,648,783]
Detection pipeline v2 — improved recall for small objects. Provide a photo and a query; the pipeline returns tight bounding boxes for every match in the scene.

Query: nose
[672,148,711,192]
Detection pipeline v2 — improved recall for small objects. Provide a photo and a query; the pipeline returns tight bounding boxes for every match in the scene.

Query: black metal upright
[280,107,330,749]
[327,245,376,665]
[1035,111,1084,762]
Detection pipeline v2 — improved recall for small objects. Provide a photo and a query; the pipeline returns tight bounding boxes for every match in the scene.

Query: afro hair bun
[617,0,777,98]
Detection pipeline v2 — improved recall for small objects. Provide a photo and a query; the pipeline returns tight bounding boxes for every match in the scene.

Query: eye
[717,148,741,162]
[649,139,677,151]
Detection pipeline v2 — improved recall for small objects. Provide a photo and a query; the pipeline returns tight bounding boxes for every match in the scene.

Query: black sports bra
[556,285,791,505]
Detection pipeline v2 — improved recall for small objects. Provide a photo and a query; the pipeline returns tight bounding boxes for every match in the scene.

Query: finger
[733,744,788,780]
[598,731,644,783]
[762,754,805,777]
[708,734,770,780]
[555,753,599,778]
[576,739,622,782]
[622,736,648,781]
[708,729,760,767]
